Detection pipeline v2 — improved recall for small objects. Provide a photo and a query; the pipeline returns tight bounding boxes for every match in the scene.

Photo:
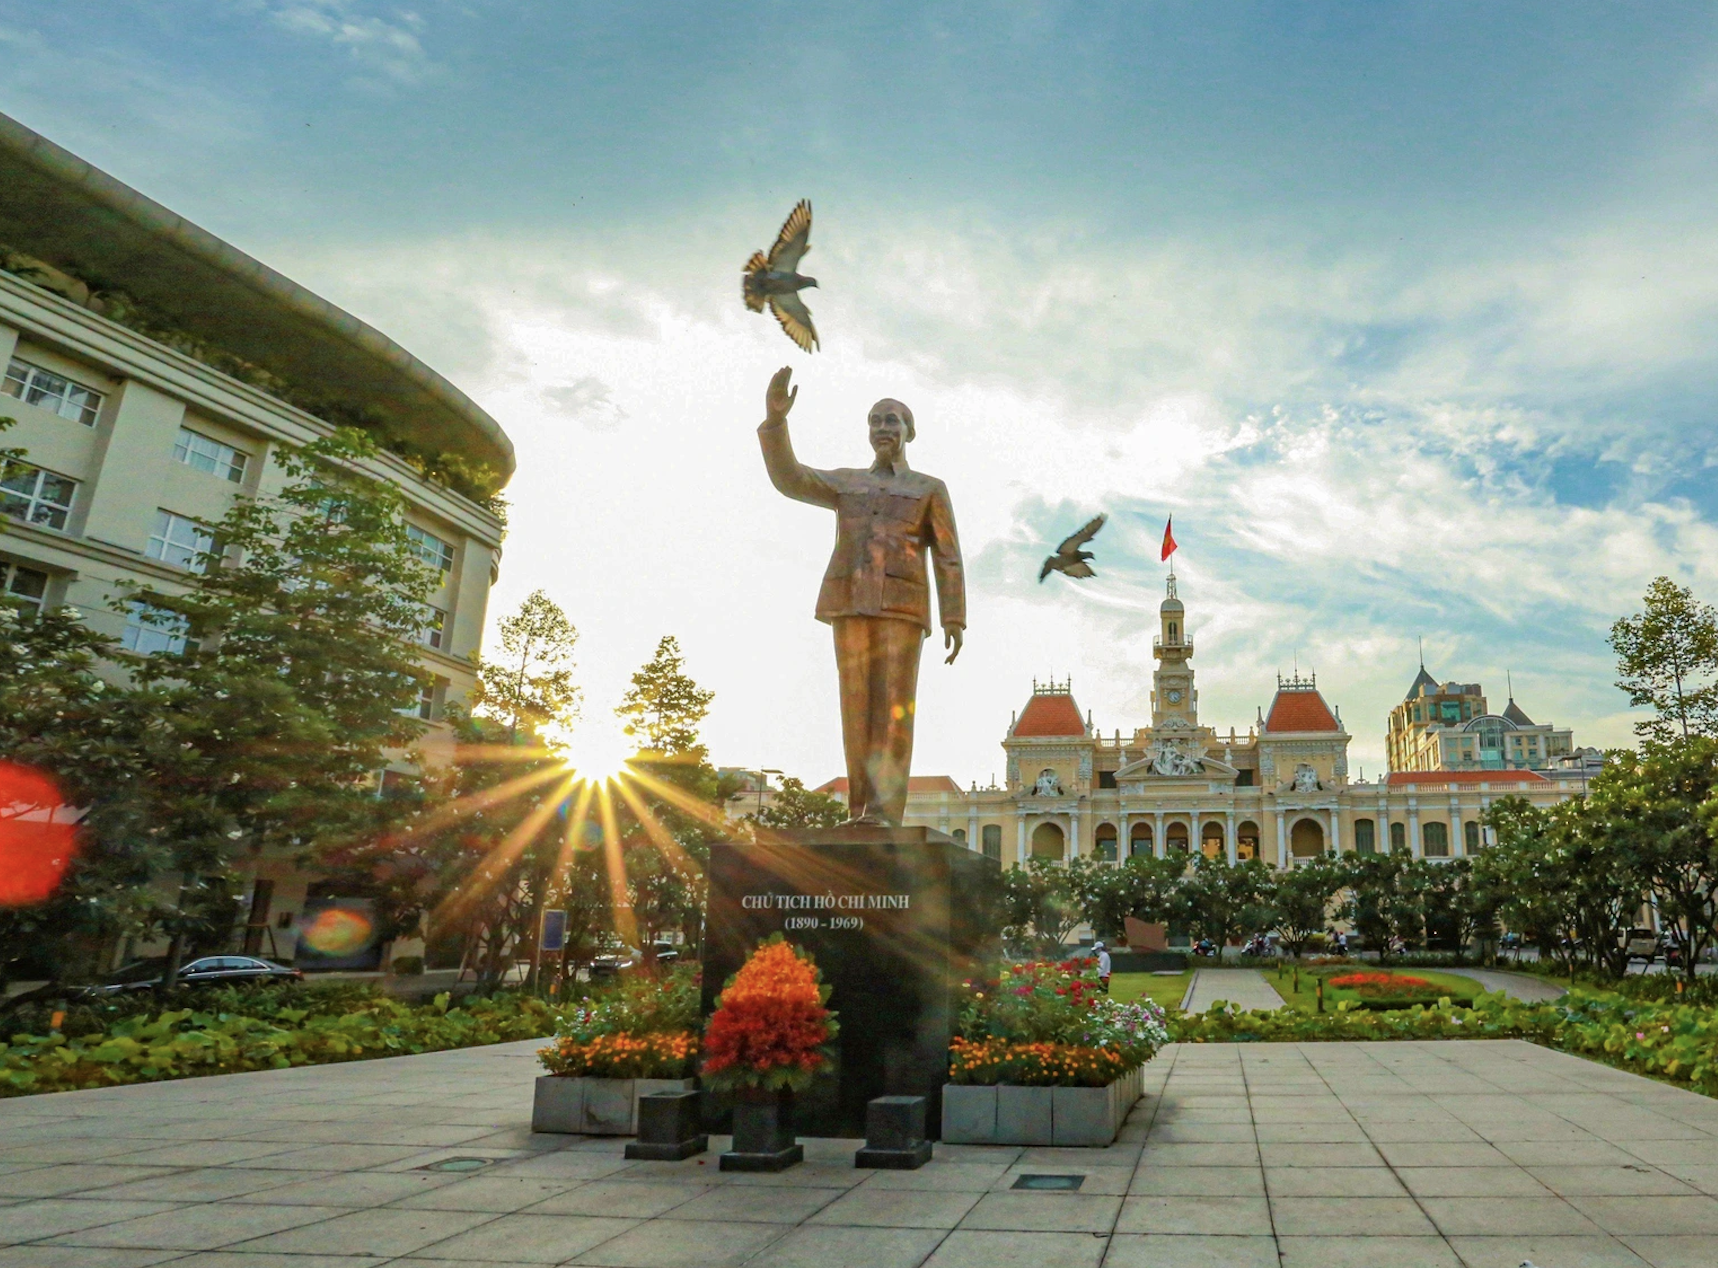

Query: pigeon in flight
[743,199,820,352]
[1040,514,1107,582]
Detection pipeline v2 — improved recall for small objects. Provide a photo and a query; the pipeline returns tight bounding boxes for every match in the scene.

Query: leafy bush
[3,978,388,1041]
[951,959,1169,1085]
[0,992,560,1096]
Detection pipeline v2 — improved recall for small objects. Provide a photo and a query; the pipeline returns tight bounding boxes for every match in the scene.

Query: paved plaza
[2,1038,1718,1268]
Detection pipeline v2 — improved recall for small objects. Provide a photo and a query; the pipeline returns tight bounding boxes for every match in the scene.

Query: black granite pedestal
[703,825,1001,1139]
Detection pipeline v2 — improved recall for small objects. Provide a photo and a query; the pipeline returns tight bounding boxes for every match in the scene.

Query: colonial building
[1387,667,1575,774]
[825,573,1574,866]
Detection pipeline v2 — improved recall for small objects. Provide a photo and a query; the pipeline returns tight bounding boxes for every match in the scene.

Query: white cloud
[237,1,434,85]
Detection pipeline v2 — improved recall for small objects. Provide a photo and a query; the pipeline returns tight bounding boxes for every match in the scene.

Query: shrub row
[1170,989,1718,1097]
[0,992,559,1095]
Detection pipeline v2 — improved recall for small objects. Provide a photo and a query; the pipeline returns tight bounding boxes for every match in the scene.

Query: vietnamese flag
[1161,517,1178,562]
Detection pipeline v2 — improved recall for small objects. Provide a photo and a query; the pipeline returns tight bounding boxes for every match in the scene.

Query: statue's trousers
[833,615,924,825]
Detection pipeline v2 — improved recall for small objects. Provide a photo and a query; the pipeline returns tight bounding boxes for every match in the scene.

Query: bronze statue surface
[758,367,965,826]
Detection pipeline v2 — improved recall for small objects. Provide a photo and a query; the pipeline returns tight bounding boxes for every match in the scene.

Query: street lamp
[754,768,783,816]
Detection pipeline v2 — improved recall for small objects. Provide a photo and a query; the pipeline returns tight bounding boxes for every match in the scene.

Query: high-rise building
[1386,664,1574,773]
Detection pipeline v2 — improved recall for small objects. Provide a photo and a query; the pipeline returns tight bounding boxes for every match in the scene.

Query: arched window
[1200,822,1225,859]
[1353,819,1376,854]
[1236,821,1260,861]
[1129,822,1153,857]
[1290,818,1325,859]
[1030,821,1065,861]
[1463,820,1480,853]
[1166,822,1190,852]
[1422,821,1449,857]
[952,828,967,846]
[1168,621,1178,642]
[1390,821,1406,852]
[981,824,1002,862]
[1094,823,1118,862]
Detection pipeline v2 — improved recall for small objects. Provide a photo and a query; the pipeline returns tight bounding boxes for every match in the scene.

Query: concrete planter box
[941,1065,1145,1146]
[532,1076,696,1135]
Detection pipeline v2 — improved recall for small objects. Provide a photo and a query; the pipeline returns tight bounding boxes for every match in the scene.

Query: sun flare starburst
[552,716,636,785]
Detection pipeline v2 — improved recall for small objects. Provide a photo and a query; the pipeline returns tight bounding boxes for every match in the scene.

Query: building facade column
[1016,810,1028,868]
[1449,796,1463,857]
[1225,812,1237,865]
[1407,797,1421,859]
[1328,807,1341,856]
[968,806,979,852]
[1069,804,1080,863]
[1190,808,1202,858]
[1119,807,1131,859]
[1154,811,1166,859]
[1275,810,1287,869]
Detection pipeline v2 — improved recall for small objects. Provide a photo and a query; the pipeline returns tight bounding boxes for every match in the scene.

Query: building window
[1129,822,1153,856]
[400,679,438,720]
[1095,824,1119,862]
[1390,821,1406,851]
[1235,769,1254,787]
[951,828,967,845]
[1422,821,1450,857]
[406,524,454,575]
[0,561,49,614]
[1097,769,1117,789]
[0,461,77,531]
[1464,820,1480,852]
[1353,818,1376,854]
[2,357,103,425]
[174,427,248,482]
[981,824,1002,862]
[122,600,189,655]
[416,604,447,650]
[147,510,214,571]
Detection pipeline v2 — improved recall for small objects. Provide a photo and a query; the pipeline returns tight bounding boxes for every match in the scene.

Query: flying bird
[1039,514,1107,582]
[743,199,819,352]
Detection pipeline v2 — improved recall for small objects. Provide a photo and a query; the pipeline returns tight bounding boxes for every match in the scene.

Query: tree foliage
[747,776,847,831]
[1610,576,1718,742]
[471,588,580,740]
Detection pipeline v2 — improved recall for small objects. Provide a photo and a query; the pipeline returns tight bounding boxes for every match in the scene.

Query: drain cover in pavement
[419,1157,495,1173]
[1013,1173,1084,1191]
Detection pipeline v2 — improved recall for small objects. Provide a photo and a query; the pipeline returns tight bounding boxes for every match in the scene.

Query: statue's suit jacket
[759,418,965,634]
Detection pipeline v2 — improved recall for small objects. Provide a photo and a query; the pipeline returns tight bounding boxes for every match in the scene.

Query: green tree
[127,427,438,987]
[1076,853,1185,941]
[999,859,1084,957]
[1175,854,1271,955]
[1269,856,1343,958]
[748,775,847,831]
[1341,849,1422,963]
[471,589,580,741]
[618,635,714,756]
[1611,577,1718,742]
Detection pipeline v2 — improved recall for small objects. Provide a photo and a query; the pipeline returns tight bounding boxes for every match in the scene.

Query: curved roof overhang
[0,111,513,482]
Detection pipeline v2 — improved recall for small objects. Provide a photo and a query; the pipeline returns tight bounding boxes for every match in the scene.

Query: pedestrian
[1093,940,1112,991]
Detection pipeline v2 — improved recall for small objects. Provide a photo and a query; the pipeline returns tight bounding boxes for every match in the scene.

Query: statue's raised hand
[765,366,798,423]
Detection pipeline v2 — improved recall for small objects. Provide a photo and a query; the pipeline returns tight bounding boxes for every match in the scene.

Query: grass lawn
[1265,964,1485,1014]
[1111,970,1192,1011]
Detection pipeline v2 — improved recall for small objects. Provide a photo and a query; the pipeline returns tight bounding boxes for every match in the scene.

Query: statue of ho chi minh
[756,367,966,827]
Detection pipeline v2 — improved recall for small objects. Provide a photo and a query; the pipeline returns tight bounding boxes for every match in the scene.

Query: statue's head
[868,398,914,460]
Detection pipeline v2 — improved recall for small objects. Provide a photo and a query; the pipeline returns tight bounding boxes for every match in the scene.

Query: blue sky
[5,1,1718,781]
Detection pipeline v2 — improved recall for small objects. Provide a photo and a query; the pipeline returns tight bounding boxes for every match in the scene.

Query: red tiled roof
[816,775,964,795]
[1013,692,1086,737]
[1387,769,1547,786]
[1263,689,1339,733]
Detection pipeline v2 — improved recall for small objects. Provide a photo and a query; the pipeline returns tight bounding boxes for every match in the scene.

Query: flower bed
[536,966,700,1080]
[701,937,838,1094]
[944,959,1169,1146]
[1321,969,1477,1010]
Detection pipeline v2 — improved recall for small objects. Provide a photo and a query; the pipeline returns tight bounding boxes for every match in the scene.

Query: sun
[552,715,636,785]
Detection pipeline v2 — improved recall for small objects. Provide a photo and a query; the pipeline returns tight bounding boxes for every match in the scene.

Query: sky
[5,1,1718,786]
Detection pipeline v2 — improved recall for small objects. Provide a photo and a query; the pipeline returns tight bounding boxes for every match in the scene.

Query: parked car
[588,942,639,977]
[88,956,302,995]
[1622,928,1659,966]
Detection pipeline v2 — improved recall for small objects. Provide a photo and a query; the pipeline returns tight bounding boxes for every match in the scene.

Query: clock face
[1166,689,1183,704]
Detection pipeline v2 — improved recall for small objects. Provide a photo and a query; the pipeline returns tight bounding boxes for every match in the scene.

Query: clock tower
[1151,571,1197,727]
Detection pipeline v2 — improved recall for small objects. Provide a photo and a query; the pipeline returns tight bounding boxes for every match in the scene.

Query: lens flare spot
[300,907,374,956]
[0,762,79,908]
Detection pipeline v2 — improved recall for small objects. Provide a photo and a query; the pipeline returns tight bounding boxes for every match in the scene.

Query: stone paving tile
[958,1190,1120,1232]
[1619,1233,1718,1267]
[1264,1165,1408,1196]
[0,1197,184,1244]
[1277,1235,1464,1268]
[72,1166,306,1204]
[658,1184,841,1223]
[0,1248,184,1268]
[0,1163,181,1198]
[224,1168,457,1206]
[744,1224,947,1267]
[38,1201,339,1251]
[1252,1119,1369,1142]
[1378,1141,1515,1168]
[1270,1196,1439,1237]
[409,1211,638,1262]
[1127,1165,1264,1196]
[994,1165,1130,1195]
[920,1228,1106,1268]
[808,1186,982,1228]
[1260,1141,1384,1167]
[1497,1138,1644,1166]
[1566,1194,1718,1235]
[1448,1234,1653,1267]
[1103,1233,1280,1267]
[1138,1142,1260,1167]
[1526,1164,1698,1196]
[566,1217,783,1266]
[1114,1194,1272,1235]
[1397,1165,1555,1198]
[1419,1195,1604,1237]
[388,1173,583,1211]
[524,1178,709,1218]
[863,1163,1010,1191]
